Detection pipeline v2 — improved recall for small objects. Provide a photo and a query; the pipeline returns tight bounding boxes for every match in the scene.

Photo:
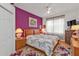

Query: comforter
[26,34,59,55]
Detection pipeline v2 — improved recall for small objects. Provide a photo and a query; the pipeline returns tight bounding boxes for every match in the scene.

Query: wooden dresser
[16,37,26,50]
[65,30,73,45]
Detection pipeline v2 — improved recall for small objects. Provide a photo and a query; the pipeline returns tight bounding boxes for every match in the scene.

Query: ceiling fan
[46,6,52,14]
[43,4,54,17]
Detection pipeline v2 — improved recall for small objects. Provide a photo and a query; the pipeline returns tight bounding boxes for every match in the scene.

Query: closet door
[0,4,15,56]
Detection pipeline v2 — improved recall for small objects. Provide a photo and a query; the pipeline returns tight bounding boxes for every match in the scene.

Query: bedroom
[0,3,79,56]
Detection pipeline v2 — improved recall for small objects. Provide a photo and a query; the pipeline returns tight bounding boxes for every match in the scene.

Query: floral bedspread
[53,45,72,56]
[10,46,46,56]
[26,34,59,55]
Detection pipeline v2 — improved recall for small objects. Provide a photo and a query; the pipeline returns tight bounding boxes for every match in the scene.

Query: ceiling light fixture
[46,6,52,14]
[43,4,53,17]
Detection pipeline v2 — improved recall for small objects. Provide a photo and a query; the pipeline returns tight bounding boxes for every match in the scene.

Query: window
[46,16,65,34]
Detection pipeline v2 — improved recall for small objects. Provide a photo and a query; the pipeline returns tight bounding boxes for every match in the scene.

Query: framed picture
[29,17,37,27]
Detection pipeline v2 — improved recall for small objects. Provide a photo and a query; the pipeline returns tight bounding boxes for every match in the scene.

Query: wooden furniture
[71,38,79,56]
[65,30,73,45]
[65,30,79,56]
[16,38,26,50]
[15,29,41,51]
[24,29,33,37]
[24,29,41,37]
[59,40,71,48]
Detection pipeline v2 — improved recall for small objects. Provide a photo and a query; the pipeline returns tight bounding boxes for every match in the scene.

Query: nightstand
[71,38,79,56]
[16,37,26,50]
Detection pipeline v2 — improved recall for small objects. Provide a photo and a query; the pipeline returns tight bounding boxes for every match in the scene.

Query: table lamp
[41,25,46,34]
[71,25,79,39]
[16,28,23,39]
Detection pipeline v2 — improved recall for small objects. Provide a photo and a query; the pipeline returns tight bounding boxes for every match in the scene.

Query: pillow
[34,29,41,34]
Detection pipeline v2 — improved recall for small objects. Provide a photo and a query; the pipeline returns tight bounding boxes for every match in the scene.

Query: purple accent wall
[16,7,42,29]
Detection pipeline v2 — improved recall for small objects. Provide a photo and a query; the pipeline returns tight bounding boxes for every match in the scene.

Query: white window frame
[46,15,65,34]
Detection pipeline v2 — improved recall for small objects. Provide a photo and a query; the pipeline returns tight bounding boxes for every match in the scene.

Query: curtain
[46,16,65,34]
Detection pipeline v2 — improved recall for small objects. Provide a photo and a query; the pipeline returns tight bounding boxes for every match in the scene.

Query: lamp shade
[71,25,79,30]
[16,28,23,33]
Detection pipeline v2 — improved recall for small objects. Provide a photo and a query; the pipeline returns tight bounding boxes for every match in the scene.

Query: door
[0,4,15,56]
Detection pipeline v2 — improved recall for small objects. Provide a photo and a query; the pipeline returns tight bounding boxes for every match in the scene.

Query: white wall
[65,9,79,30]
[0,4,15,56]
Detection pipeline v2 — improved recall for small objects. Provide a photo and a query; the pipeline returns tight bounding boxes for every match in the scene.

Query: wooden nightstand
[71,38,79,56]
[16,37,26,50]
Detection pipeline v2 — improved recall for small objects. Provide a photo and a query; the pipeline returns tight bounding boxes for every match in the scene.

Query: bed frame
[23,29,60,56]
[23,29,41,37]
[23,29,48,55]
[25,43,47,56]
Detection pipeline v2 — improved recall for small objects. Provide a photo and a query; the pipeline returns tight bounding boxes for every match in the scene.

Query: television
[67,20,76,26]
[67,21,72,26]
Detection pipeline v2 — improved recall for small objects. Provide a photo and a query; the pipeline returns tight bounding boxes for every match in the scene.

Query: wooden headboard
[24,29,41,37]
[24,29,33,37]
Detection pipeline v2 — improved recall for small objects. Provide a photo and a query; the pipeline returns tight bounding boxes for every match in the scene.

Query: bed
[24,29,60,56]
[11,44,47,56]
[26,34,59,55]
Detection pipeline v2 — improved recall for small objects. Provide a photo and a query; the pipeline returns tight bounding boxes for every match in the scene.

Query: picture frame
[29,17,37,27]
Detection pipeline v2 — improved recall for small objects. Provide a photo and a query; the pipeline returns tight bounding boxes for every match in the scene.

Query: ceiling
[14,3,79,18]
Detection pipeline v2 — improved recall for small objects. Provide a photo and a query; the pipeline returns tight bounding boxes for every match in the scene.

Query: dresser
[65,30,73,45]
[16,37,26,50]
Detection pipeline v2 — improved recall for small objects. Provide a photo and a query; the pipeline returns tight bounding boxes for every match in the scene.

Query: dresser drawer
[16,39,26,50]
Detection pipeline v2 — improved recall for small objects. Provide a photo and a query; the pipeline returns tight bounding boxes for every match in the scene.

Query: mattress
[26,34,59,55]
